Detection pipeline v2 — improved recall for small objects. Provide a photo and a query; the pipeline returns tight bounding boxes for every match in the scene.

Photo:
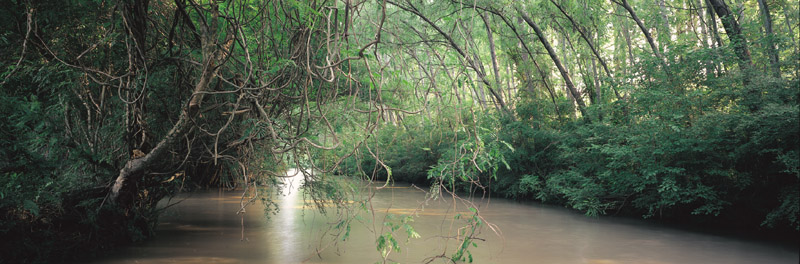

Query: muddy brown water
[90,170,798,263]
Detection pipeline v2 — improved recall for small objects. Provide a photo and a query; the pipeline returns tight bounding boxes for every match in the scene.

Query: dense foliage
[0,0,798,263]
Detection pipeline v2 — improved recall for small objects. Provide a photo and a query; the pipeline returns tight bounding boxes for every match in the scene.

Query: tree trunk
[705,0,725,75]
[110,3,228,206]
[591,55,600,103]
[706,0,724,48]
[782,7,796,57]
[121,0,151,157]
[480,11,505,104]
[461,19,502,112]
[402,21,462,104]
[708,0,759,111]
[783,6,798,79]
[550,0,621,100]
[505,61,514,104]
[692,0,716,77]
[622,16,635,69]
[517,7,588,118]
[707,0,754,85]
[615,0,663,61]
[757,0,781,78]
[467,72,487,109]
[656,0,671,53]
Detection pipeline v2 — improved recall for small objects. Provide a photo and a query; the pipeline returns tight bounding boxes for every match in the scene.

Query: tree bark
[614,0,663,61]
[705,0,725,75]
[621,12,635,69]
[480,11,505,104]
[782,6,799,79]
[121,0,151,156]
[517,7,588,118]
[691,0,716,77]
[591,54,600,103]
[110,3,229,205]
[707,0,760,112]
[707,0,753,69]
[656,0,671,53]
[757,0,781,78]
[782,7,797,59]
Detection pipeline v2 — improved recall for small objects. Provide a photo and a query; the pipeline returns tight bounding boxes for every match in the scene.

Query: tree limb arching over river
[0,0,798,263]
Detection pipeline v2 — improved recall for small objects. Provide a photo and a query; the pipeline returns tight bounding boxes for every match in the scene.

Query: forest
[0,0,797,263]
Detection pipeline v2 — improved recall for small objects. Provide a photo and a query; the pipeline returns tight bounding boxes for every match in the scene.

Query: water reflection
[90,178,798,264]
[272,168,303,262]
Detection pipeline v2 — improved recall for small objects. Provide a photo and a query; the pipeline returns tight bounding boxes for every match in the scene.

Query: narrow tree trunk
[550,0,621,100]
[505,61,514,104]
[782,7,796,54]
[613,18,624,74]
[121,0,151,157]
[387,0,513,117]
[782,6,799,79]
[461,20,503,113]
[692,0,716,77]
[480,11,505,104]
[617,4,635,73]
[471,7,563,118]
[705,0,725,75]
[475,70,489,109]
[517,7,588,118]
[615,0,663,61]
[622,17,635,68]
[591,55,600,102]
[656,0,671,54]
[559,24,577,110]
[707,0,754,83]
[757,0,781,78]
[706,0,724,48]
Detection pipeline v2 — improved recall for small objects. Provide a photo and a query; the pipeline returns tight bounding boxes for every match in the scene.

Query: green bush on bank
[344,72,798,232]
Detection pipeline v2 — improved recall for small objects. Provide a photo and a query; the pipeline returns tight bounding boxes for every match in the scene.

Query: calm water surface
[91,170,798,263]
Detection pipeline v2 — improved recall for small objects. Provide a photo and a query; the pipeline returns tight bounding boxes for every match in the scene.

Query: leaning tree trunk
[614,0,675,85]
[707,0,753,72]
[517,7,588,118]
[615,0,664,62]
[387,0,513,118]
[110,4,229,206]
[480,11,505,104]
[549,0,622,100]
[707,0,757,110]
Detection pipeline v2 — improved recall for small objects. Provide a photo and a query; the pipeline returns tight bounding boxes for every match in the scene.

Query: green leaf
[23,200,39,217]
[500,140,515,152]
[376,235,386,251]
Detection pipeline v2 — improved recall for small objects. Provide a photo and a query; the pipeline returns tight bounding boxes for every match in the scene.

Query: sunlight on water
[273,168,304,263]
[89,172,799,264]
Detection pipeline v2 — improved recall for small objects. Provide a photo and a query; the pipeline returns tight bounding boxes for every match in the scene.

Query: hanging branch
[549,0,622,100]
[387,0,514,118]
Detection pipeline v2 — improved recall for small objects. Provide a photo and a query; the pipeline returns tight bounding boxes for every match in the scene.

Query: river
[90,170,798,263]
